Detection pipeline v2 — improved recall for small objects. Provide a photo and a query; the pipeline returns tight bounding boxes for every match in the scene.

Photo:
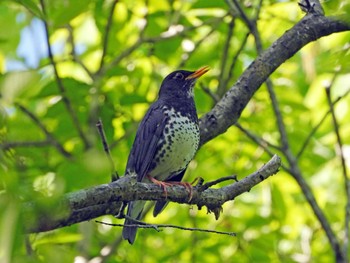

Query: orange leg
[147,176,193,201]
[167,181,193,202]
[147,175,171,198]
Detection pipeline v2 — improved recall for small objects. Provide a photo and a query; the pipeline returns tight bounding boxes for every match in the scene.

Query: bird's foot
[147,175,170,198]
[179,181,193,202]
[147,176,193,202]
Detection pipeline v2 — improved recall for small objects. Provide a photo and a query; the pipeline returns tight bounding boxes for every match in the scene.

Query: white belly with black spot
[149,108,199,181]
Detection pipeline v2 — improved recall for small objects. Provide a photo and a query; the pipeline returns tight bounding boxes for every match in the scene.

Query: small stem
[96,119,119,181]
[96,220,237,237]
[98,0,119,73]
[16,103,71,158]
[217,18,235,97]
[39,0,91,149]
[325,82,350,261]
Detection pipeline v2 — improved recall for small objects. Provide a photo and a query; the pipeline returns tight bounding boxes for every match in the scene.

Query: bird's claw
[147,175,193,202]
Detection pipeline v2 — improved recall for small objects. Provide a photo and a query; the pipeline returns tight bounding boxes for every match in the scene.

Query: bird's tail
[122,200,146,244]
[153,200,169,217]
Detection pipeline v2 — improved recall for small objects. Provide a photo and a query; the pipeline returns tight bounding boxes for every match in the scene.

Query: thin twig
[217,18,235,97]
[98,0,119,72]
[198,175,238,192]
[98,39,143,77]
[200,83,220,103]
[296,88,350,159]
[16,103,71,158]
[139,0,149,39]
[177,23,218,68]
[234,123,292,173]
[39,0,91,150]
[235,123,292,173]
[0,140,52,150]
[87,204,153,262]
[221,32,249,92]
[95,220,237,237]
[325,81,350,261]
[66,24,94,79]
[96,119,119,181]
[0,140,50,150]
[235,123,282,152]
[146,16,226,43]
[99,16,227,77]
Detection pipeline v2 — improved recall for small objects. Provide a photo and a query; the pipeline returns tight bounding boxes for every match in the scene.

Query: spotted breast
[148,106,200,181]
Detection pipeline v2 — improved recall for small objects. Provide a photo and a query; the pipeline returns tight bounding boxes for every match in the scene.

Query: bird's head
[158,66,210,100]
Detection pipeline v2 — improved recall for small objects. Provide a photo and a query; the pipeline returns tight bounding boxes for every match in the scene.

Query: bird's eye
[174,72,184,80]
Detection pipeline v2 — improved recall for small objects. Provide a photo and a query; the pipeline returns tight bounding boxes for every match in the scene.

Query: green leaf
[45,0,93,28]
[13,0,43,18]
[0,71,43,103]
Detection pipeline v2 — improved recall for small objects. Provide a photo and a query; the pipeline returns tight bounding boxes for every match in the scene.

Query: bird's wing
[126,103,167,182]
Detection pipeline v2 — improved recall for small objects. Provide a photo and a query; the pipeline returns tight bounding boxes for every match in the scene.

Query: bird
[122,66,209,244]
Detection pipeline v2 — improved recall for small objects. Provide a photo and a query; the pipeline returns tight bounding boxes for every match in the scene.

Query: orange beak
[185,66,210,80]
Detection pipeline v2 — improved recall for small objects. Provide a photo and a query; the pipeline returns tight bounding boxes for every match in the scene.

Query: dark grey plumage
[122,67,209,244]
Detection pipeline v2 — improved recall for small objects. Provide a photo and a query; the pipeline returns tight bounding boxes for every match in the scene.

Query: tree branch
[198,14,350,146]
[96,220,237,237]
[0,140,50,150]
[16,103,72,158]
[39,0,91,149]
[96,118,119,181]
[24,155,281,233]
[66,24,94,79]
[97,0,119,73]
[325,81,350,261]
[217,18,235,97]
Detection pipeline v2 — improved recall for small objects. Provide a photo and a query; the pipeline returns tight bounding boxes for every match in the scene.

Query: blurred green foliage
[1,0,350,262]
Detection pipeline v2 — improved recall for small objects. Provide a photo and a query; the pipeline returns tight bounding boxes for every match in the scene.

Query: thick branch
[199,14,350,146]
[24,155,281,233]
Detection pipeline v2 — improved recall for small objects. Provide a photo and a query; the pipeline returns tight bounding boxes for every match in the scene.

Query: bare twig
[96,220,237,237]
[0,140,50,150]
[296,88,350,159]
[96,119,119,181]
[98,0,119,72]
[221,32,250,92]
[234,124,292,174]
[98,39,143,77]
[198,175,238,192]
[66,24,94,79]
[99,15,227,77]
[200,83,220,103]
[39,0,91,149]
[177,24,218,68]
[235,123,282,152]
[138,0,149,39]
[16,103,71,158]
[217,18,235,97]
[325,82,350,261]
